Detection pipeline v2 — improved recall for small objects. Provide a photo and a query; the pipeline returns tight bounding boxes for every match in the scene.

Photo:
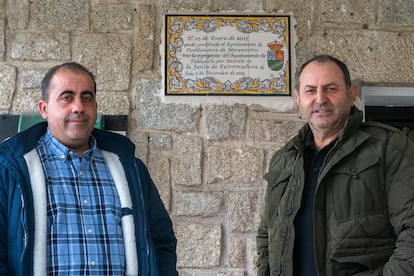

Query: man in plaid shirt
[0,62,177,275]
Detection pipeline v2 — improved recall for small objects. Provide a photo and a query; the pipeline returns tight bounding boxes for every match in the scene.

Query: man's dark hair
[295,55,352,91]
[41,62,96,101]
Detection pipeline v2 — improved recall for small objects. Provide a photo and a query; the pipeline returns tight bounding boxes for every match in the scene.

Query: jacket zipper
[134,162,151,275]
[312,139,340,275]
[17,184,28,263]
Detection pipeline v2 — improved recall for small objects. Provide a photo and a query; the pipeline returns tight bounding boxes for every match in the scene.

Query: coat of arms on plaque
[267,42,284,71]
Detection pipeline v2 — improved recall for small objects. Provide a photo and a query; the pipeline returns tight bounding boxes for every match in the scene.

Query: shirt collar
[305,130,338,152]
[305,130,316,150]
[42,128,97,160]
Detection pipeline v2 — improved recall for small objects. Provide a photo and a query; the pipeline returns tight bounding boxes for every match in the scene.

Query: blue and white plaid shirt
[37,129,126,275]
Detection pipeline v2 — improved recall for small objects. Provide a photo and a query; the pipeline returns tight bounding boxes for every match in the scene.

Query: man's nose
[71,97,84,112]
[315,90,327,105]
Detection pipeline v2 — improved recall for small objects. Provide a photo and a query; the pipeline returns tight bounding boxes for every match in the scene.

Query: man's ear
[294,89,303,118]
[294,89,300,104]
[38,100,48,119]
[349,84,358,104]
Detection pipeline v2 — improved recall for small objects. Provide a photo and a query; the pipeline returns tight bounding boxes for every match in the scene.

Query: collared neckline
[40,128,97,161]
[305,130,338,153]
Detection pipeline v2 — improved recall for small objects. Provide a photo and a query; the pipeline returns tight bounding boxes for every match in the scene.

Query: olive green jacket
[257,108,414,276]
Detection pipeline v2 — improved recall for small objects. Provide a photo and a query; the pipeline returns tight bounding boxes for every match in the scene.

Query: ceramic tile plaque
[165,14,291,96]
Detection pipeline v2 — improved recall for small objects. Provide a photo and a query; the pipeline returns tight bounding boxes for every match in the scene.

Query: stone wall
[1,0,413,275]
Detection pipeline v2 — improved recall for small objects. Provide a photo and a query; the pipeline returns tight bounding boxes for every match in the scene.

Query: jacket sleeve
[257,215,270,276]
[257,170,280,276]
[0,163,11,275]
[136,159,178,276]
[382,132,414,275]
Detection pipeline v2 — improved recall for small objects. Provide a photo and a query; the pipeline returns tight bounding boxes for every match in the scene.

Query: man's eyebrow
[324,82,338,87]
[303,84,316,89]
[57,90,95,98]
[81,90,95,96]
[303,82,338,89]
[58,90,75,97]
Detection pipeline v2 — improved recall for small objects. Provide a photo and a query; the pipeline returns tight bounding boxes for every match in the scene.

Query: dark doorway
[364,106,414,141]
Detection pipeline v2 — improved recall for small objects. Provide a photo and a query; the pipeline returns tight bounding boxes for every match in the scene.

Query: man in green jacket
[256,55,414,275]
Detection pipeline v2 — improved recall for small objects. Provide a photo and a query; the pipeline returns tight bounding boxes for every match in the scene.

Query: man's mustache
[65,113,90,122]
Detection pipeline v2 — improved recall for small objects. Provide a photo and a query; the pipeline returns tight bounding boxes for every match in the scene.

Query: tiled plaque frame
[165,14,291,96]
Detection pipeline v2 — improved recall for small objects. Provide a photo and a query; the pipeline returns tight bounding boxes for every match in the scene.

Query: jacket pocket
[264,171,292,188]
[330,244,394,275]
[263,171,293,225]
[328,156,386,222]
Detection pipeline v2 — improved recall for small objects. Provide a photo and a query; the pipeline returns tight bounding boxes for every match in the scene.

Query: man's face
[294,61,356,136]
[38,69,97,154]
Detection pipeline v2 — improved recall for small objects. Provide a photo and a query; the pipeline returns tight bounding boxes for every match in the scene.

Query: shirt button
[87,229,93,234]
[90,261,96,266]
[83,199,88,205]
[79,171,83,176]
